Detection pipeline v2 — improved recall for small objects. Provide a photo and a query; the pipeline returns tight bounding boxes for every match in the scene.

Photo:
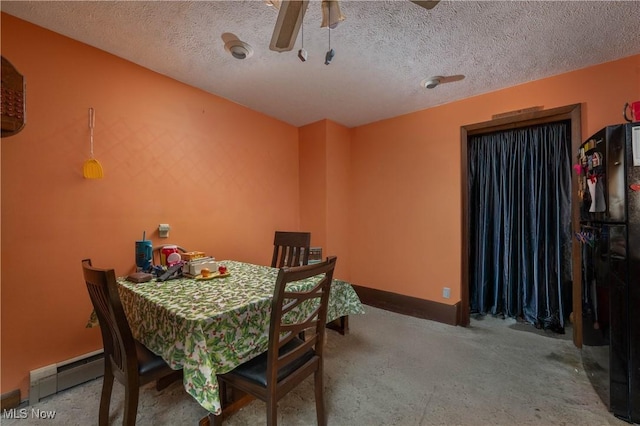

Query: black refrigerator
[577,122,640,423]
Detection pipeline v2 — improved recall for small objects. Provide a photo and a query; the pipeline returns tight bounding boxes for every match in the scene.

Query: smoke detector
[224,39,254,60]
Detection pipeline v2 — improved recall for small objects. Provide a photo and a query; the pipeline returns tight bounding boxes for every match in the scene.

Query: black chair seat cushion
[227,337,315,387]
[135,340,170,377]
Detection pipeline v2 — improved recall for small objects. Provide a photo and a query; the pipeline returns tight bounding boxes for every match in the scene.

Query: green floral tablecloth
[112,260,364,415]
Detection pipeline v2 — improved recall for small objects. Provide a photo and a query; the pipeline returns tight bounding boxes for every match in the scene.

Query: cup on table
[135,240,153,270]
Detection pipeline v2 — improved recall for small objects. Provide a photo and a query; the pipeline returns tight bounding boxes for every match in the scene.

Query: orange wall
[349,54,640,303]
[1,14,300,397]
[299,120,352,280]
[326,121,352,280]
[3,11,640,401]
[299,121,328,250]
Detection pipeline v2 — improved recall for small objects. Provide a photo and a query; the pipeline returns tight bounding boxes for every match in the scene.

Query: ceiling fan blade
[269,0,309,52]
[410,1,440,10]
[320,0,346,29]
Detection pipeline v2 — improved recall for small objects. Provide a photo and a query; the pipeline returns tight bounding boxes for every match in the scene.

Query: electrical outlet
[443,287,451,299]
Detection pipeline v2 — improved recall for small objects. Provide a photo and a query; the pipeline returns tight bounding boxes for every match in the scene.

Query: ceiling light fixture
[421,75,466,89]
[421,77,441,89]
[222,33,254,60]
[225,40,253,60]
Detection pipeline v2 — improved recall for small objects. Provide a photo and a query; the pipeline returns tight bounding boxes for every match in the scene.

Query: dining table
[112,259,365,416]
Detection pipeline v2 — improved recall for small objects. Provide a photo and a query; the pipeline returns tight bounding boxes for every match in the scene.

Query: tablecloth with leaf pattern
[115,260,365,415]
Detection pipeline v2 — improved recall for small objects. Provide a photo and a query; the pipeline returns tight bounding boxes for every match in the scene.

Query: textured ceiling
[2,0,639,128]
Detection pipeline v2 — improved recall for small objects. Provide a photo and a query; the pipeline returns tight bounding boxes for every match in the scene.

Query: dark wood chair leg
[267,398,278,426]
[315,368,326,426]
[123,385,139,426]
[211,413,223,426]
[99,368,114,426]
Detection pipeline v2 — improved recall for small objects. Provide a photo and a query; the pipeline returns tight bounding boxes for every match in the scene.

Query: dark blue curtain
[468,121,572,332]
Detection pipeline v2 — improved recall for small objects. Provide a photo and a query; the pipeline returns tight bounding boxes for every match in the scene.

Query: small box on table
[183,257,217,277]
[181,251,206,261]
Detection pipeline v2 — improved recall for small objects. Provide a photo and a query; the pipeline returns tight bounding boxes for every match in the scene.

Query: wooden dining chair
[81,259,181,426]
[213,256,337,426]
[271,231,311,267]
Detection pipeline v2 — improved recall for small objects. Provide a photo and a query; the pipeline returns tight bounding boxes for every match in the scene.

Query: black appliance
[578,122,640,423]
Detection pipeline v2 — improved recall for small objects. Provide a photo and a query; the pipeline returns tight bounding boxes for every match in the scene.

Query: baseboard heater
[29,349,104,405]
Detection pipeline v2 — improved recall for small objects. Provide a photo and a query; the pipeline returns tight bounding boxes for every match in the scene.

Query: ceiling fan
[268,0,440,53]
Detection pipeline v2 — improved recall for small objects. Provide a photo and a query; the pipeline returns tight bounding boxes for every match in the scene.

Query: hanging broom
[83,107,104,179]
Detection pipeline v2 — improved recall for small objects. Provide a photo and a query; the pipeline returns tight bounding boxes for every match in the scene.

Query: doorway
[460,104,584,347]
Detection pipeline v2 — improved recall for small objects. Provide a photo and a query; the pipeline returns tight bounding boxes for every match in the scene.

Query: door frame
[459,104,583,347]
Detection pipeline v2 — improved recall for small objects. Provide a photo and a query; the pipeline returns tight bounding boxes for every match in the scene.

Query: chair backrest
[81,259,137,381]
[266,256,337,388]
[271,231,311,268]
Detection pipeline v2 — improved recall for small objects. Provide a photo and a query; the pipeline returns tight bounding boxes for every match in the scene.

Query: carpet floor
[2,306,625,425]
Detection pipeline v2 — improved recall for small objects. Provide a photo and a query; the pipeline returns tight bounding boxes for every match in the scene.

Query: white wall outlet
[443,287,451,299]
